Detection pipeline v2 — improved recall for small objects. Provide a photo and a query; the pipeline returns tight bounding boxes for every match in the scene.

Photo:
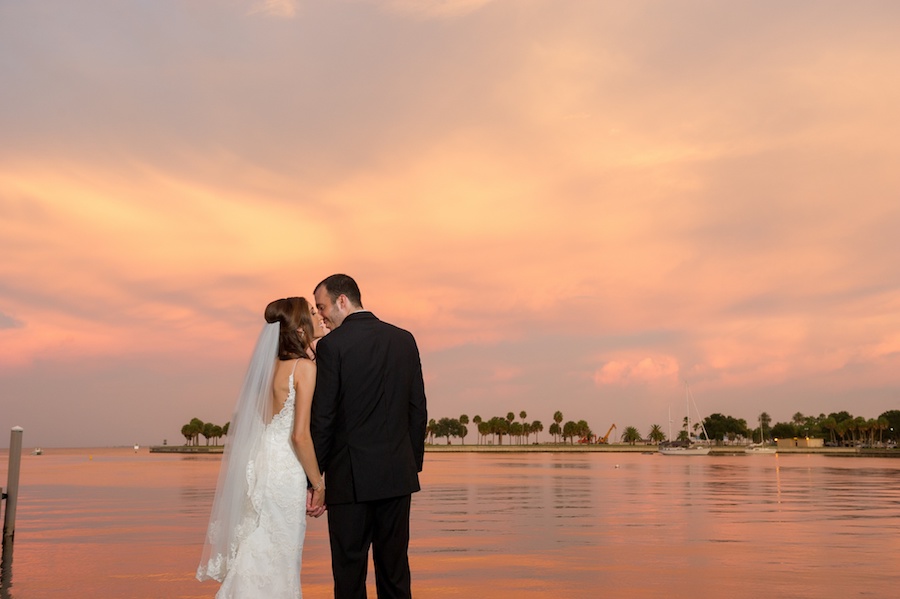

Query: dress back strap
[291,358,301,377]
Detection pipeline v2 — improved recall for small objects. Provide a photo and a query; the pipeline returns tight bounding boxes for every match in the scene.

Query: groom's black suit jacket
[311,311,427,504]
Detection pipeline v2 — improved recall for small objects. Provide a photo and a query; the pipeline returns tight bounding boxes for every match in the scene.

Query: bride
[197,297,327,598]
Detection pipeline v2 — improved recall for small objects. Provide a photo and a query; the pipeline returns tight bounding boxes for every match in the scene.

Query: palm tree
[472,415,483,444]
[459,414,469,445]
[622,426,641,445]
[648,424,666,445]
[562,421,577,444]
[531,420,543,444]
[821,416,837,444]
[836,420,849,446]
[201,421,216,446]
[189,418,204,446]
[867,418,879,446]
[427,418,436,444]
[575,420,592,443]
[549,422,561,443]
[181,424,193,445]
[491,417,510,445]
[856,417,870,446]
[877,416,889,445]
[210,424,224,445]
[856,416,867,444]
[477,421,491,445]
[510,421,524,444]
[432,418,450,444]
[553,411,563,443]
[759,412,772,443]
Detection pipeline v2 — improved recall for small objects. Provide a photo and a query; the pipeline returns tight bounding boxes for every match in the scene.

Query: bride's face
[309,305,328,338]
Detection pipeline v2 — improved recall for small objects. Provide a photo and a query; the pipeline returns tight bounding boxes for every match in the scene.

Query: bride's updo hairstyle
[264,297,315,361]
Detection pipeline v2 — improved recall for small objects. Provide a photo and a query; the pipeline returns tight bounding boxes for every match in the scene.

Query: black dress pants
[326,494,412,599]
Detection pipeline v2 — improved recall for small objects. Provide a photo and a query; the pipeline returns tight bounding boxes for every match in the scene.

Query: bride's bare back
[271,359,298,418]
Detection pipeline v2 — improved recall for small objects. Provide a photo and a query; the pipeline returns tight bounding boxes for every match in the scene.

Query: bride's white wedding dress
[208,363,307,599]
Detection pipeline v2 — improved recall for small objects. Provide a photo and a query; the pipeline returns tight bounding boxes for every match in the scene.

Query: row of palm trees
[427,411,618,445]
[426,411,684,446]
[179,408,897,449]
[426,409,900,446]
[181,417,229,446]
[770,411,896,446]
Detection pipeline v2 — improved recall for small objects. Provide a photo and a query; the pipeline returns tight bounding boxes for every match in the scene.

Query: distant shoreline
[145,444,898,457]
[149,445,223,454]
[423,444,899,457]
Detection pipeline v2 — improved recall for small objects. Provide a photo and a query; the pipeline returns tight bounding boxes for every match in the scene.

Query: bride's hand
[307,487,326,518]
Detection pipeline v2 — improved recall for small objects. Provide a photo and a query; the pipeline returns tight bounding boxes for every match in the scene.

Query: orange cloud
[594,354,680,386]
[248,0,298,18]
[372,0,496,20]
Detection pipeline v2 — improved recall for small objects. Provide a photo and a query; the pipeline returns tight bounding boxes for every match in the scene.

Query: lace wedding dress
[203,364,307,599]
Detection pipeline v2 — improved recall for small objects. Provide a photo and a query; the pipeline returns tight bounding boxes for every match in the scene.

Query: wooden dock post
[2,426,23,585]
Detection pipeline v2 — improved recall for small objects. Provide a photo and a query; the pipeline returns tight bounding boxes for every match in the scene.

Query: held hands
[306,486,326,518]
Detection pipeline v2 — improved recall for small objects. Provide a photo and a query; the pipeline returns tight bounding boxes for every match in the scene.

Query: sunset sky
[2,1,899,448]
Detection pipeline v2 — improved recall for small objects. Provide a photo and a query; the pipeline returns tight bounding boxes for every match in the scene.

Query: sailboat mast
[685,382,710,443]
[685,387,691,441]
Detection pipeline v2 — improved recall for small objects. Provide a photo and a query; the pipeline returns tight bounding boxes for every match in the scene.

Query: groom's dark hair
[316,274,363,308]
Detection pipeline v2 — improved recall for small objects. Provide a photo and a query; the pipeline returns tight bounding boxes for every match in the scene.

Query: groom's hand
[306,488,326,518]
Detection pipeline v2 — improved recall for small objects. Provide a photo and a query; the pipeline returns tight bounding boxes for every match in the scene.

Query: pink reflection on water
[412,452,900,598]
[1,448,899,598]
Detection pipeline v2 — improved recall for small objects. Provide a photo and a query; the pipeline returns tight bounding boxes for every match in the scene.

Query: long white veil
[197,322,278,582]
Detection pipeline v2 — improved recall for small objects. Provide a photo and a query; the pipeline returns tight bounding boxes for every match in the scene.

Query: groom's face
[314,286,347,330]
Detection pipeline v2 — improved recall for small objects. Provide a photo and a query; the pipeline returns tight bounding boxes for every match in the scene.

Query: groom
[310,274,427,599]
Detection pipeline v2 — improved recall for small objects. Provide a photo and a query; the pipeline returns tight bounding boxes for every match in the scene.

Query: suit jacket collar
[343,311,376,324]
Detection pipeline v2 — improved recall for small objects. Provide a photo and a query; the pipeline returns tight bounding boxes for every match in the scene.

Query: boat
[32,447,43,455]
[659,440,711,456]
[745,415,776,454]
[660,383,711,456]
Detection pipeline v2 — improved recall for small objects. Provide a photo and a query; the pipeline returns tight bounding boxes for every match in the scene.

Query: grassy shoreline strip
[147,444,897,456]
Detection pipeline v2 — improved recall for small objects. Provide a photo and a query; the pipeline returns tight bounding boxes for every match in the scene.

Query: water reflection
[1,540,13,599]
[414,452,900,598]
[4,449,900,598]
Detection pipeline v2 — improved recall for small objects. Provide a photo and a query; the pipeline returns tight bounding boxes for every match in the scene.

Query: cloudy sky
[2,0,899,448]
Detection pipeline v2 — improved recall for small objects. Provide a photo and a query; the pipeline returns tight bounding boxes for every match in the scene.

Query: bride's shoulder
[294,357,316,379]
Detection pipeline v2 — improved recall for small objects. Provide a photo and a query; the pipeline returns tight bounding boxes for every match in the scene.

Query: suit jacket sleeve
[408,335,427,472]
[311,336,339,473]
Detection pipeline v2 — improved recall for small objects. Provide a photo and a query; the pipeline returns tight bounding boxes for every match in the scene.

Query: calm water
[1,448,899,598]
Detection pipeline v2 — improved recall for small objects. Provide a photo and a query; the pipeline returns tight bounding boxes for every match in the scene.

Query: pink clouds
[594,355,680,387]
[2,1,900,446]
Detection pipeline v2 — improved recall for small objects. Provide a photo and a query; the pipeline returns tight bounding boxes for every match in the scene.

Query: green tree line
[427,411,602,445]
[695,410,899,446]
[180,417,230,446]
[426,409,900,446]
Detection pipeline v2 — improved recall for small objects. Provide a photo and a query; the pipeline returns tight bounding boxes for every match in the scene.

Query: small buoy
[615,464,620,468]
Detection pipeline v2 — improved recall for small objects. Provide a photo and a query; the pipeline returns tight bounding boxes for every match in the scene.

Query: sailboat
[659,383,711,456]
[745,415,776,454]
